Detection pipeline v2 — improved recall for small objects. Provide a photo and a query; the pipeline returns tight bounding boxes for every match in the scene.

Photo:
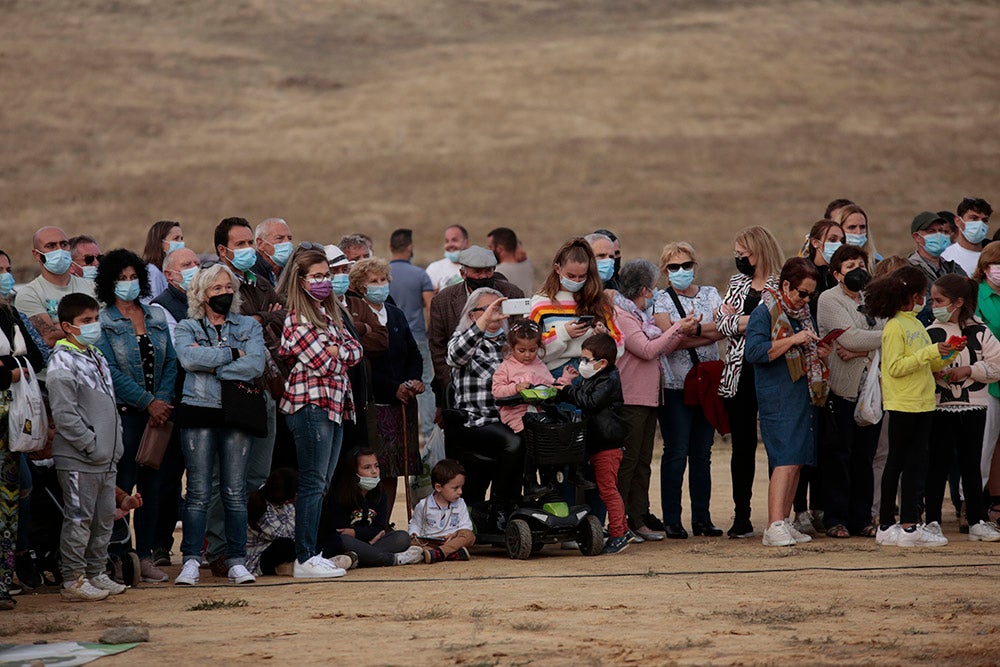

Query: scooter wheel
[506,519,533,560]
[578,515,604,556]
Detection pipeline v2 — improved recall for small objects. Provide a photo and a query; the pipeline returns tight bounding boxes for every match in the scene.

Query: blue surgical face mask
[167,240,185,254]
[270,241,293,267]
[962,220,988,245]
[821,241,843,264]
[331,273,351,296]
[444,250,461,263]
[114,279,140,302]
[41,249,72,275]
[81,265,98,281]
[484,327,505,338]
[596,258,615,282]
[922,232,951,258]
[844,233,867,247]
[228,247,257,271]
[366,284,390,305]
[560,276,586,293]
[72,321,102,346]
[178,266,198,291]
[0,273,15,296]
[669,268,695,291]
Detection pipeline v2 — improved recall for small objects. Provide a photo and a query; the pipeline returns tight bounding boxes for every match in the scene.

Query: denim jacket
[175,312,266,409]
[97,303,178,410]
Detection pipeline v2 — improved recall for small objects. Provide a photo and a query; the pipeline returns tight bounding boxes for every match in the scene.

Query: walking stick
[401,400,414,522]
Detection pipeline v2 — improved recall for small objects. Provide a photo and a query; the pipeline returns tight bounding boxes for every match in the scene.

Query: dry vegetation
[3,0,997,288]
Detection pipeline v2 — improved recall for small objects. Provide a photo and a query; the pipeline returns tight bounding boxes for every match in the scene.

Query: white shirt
[941,243,981,276]
[425,258,463,292]
[408,495,473,538]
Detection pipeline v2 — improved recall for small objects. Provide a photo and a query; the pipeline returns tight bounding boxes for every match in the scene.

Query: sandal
[860,525,877,538]
[825,524,850,538]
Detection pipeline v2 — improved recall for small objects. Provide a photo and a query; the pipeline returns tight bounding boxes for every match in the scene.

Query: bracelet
[695,323,702,337]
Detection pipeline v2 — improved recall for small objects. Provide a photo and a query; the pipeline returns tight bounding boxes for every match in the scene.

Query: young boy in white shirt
[408,459,476,563]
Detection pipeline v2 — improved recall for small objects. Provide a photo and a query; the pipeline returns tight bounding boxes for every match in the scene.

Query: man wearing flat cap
[909,211,967,325]
[427,245,526,414]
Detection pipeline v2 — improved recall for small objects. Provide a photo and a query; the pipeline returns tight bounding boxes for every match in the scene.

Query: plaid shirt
[447,324,505,428]
[278,309,362,423]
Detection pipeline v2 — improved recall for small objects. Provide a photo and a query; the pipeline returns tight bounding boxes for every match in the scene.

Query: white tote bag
[8,356,48,452]
[854,349,883,427]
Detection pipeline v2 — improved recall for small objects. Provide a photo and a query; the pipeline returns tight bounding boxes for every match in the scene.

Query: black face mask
[208,293,234,316]
[466,276,495,292]
[843,267,870,293]
[612,256,621,278]
[735,255,755,277]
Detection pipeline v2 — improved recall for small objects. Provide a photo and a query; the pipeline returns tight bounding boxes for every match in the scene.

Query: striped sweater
[529,291,624,371]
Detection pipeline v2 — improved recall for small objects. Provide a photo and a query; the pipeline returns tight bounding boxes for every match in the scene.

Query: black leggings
[821,393,880,532]
[724,367,758,523]
[880,410,933,526]
[322,529,411,567]
[926,409,987,525]
[453,422,524,504]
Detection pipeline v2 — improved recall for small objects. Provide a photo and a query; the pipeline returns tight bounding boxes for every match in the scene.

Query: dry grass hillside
[2,0,998,287]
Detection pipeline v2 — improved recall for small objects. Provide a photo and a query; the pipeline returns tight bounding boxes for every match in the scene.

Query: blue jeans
[118,412,167,559]
[286,404,344,563]
[180,426,252,567]
[416,340,436,439]
[659,389,715,526]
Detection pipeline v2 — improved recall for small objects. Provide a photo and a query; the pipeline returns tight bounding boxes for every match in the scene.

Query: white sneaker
[394,545,425,566]
[968,520,1000,542]
[792,511,817,536]
[897,524,948,547]
[174,558,201,585]
[90,573,127,595]
[784,519,813,544]
[61,576,110,602]
[923,521,944,537]
[762,521,796,546]
[324,554,356,571]
[876,523,901,546]
[293,554,346,579]
[227,564,256,584]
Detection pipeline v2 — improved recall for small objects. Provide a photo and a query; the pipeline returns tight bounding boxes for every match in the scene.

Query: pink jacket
[615,305,687,407]
[492,355,556,433]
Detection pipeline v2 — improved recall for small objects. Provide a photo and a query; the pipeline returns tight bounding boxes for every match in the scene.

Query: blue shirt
[388,259,433,342]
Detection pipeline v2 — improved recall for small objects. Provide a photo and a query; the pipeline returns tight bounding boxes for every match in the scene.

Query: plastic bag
[854,349,882,427]
[409,425,446,506]
[8,357,48,452]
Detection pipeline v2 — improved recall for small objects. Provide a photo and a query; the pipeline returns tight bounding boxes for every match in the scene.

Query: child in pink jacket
[492,320,569,432]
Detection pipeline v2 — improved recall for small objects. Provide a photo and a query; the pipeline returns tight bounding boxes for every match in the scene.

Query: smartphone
[574,315,596,326]
[501,298,532,316]
[818,328,847,346]
[416,535,446,543]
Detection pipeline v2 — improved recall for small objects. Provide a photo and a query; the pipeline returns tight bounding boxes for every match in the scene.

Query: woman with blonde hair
[174,263,266,586]
[348,258,424,517]
[716,225,783,538]
[835,205,882,263]
[279,248,363,578]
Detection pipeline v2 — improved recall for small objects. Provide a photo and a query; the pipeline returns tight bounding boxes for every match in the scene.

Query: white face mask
[578,358,603,379]
[358,475,380,492]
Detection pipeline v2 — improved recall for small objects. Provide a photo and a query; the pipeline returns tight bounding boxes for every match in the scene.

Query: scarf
[762,288,828,406]
[615,291,663,340]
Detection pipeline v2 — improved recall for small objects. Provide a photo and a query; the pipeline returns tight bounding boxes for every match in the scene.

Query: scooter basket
[523,418,587,466]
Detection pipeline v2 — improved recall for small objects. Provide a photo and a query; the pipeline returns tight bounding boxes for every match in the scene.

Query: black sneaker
[644,513,666,532]
[152,548,173,567]
[602,536,630,555]
[727,519,754,539]
[14,552,43,591]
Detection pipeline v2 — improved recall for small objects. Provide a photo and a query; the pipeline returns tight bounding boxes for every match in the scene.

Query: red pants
[591,448,626,538]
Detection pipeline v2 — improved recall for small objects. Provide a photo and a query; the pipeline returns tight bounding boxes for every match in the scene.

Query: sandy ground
[5,441,1000,666]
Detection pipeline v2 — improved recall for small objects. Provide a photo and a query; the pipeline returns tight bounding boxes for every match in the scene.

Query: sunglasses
[794,288,816,300]
[81,254,103,265]
[665,261,695,272]
[298,242,325,251]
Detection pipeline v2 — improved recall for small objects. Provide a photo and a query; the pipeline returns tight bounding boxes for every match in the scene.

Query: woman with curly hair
[95,249,177,583]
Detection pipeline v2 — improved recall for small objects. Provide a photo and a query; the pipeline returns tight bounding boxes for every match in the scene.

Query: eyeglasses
[305,272,331,281]
[298,242,324,251]
[469,307,486,314]
[81,254,103,265]
[794,288,816,300]
[665,261,695,272]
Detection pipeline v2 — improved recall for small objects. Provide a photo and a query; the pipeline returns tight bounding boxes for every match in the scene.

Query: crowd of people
[0,196,997,608]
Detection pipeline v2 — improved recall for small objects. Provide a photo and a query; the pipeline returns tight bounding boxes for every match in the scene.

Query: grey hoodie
[47,340,123,473]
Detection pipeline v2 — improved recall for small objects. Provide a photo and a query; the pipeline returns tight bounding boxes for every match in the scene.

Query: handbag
[664,287,730,435]
[854,349,883,427]
[221,379,268,438]
[136,420,173,470]
[8,356,48,453]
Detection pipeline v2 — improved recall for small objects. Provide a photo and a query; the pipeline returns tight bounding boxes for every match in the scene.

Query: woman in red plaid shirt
[277,247,363,579]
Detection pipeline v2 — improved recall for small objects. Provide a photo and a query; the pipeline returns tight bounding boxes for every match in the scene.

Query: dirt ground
[5,442,1000,666]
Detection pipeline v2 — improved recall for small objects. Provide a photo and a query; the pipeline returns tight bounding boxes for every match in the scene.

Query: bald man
[16,226,96,350]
